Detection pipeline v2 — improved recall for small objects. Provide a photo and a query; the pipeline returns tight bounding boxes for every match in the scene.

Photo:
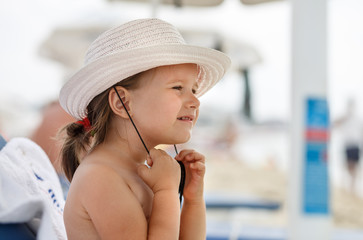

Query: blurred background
[1,0,363,239]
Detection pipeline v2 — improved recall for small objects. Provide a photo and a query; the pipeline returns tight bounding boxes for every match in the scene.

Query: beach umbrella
[240,0,282,4]
[106,0,282,6]
[39,26,107,78]
[106,0,223,7]
[39,25,261,73]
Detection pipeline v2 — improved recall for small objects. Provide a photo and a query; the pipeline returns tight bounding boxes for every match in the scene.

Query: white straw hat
[59,18,231,120]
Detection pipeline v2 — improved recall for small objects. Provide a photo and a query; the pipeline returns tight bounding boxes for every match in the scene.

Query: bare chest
[126,175,154,220]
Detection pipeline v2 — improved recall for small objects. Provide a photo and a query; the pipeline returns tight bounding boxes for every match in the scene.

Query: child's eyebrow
[167,79,183,84]
[167,79,199,89]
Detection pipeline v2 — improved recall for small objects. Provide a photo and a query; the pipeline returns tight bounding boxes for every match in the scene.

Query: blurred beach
[187,120,363,229]
[204,144,363,230]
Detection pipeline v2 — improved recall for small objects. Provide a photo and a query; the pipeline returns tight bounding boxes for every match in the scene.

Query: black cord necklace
[113,87,185,203]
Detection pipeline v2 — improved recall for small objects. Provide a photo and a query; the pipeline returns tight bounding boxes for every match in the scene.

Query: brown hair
[59,72,144,181]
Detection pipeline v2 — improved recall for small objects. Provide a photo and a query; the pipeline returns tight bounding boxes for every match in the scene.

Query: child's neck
[102,130,150,165]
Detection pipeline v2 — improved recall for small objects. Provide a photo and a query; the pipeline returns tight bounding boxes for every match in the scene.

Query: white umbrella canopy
[39,25,261,75]
[106,0,282,6]
[180,29,261,70]
[106,0,224,7]
[240,0,282,4]
[39,26,108,76]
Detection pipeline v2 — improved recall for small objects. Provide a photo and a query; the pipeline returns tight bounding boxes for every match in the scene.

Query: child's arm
[138,148,182,239]
[175,150,206,240]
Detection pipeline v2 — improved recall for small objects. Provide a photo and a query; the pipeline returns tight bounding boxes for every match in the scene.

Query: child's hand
[138,148,181,194]
[175,149,205,202]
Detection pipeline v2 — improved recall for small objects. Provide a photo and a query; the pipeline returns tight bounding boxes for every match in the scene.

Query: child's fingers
[146,155,153,167]
[149,148,164,160]
[175,149,194,160]
[190,161,205,172]
[148,148,170,165]
[138,148,181,192]
[176,149,205,163]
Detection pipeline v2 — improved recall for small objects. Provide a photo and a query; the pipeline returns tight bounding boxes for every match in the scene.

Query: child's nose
[187,94,200,109]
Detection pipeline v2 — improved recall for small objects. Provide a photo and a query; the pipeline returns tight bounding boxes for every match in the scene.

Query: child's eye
[172,86,183,91]
[192,89,197,94]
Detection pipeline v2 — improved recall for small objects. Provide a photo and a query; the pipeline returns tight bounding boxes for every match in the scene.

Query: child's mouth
[177,116,194,121]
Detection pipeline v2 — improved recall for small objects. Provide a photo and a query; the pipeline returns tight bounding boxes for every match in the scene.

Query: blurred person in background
[213,115,240,161]
[334,98,363,195]
[30,100,74,197]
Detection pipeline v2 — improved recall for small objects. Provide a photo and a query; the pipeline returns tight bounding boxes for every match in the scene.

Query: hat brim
[59,44,231,120]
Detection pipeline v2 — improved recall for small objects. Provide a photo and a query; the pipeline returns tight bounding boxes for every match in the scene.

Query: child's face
[130,64,200,146]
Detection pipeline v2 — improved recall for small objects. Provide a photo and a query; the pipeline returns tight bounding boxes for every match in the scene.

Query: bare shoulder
[68,161,148,239]
[72,161,127,192]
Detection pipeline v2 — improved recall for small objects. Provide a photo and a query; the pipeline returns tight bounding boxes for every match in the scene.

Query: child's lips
[177,115,194,122]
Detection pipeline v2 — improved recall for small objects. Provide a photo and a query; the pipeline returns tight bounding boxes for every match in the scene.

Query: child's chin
[177,134,191,143]
[163,136,191,145]
[175,139,189,144]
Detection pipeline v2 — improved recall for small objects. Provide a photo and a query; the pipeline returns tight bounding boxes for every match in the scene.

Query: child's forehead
[152,64,200,85]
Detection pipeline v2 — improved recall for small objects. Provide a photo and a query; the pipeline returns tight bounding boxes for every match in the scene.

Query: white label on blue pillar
[303,97,330,215]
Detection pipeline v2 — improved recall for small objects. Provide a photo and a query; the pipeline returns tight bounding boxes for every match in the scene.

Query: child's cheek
[192,119,198,127]
[193,110,200,126]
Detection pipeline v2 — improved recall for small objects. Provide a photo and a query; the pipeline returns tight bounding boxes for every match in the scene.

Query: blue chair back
[0,134,6,150]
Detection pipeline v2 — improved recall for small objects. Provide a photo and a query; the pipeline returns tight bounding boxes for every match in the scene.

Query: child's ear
[109,86,132,119]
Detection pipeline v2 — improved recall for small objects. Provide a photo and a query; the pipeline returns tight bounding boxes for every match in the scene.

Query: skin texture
[63,64,206,239]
